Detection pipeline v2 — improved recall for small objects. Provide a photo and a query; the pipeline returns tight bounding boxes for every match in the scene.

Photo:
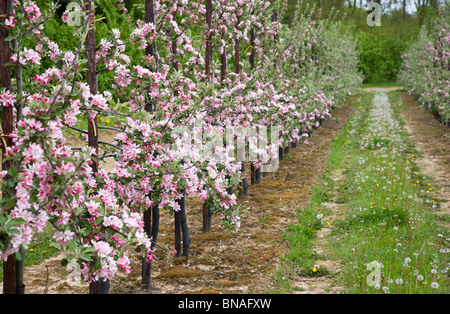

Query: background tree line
[280,0,448,84]
[32,0,448,84]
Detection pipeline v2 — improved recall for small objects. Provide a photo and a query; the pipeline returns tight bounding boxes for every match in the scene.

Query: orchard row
[0,0,362,293]
[399,4,450,124]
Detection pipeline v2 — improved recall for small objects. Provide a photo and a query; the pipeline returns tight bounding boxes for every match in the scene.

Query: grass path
[279,88,449,294]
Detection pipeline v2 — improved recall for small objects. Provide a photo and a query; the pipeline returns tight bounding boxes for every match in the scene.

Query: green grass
[328,90,449,294]
[360,81,403,89]
[274,90,449,294]
[0,224,60,281]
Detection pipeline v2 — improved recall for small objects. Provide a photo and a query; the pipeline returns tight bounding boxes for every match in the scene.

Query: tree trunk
[205,0,213,81]
[1,0,17,295]
[175,190,189,257]
[203,0,213,231]
[249,18,261,185]
[145,0,158,112]
[220,30,227,86]
[141,0,162,290]
[234,17,248,198]
[84,0,109,294]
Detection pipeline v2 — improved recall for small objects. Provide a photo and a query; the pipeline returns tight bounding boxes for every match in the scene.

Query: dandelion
[395,278,403,285]
[431,282,439,289]
[417,275,424,281]
[313,267,318,273]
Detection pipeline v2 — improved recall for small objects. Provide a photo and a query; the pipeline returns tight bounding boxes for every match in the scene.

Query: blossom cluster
[399,4,450,123]
[0,0,361,284]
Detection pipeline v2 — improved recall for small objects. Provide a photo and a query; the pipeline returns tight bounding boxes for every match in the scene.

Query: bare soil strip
[290,169,347,294]
[398,92,450,226]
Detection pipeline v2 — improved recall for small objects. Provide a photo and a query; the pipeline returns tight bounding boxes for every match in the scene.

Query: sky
[359,0,417,13]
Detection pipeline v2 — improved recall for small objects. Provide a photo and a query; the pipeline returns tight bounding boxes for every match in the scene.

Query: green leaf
[178,177,187,189]
[79,254,90,262]
[95,217,104,225]
[51,241,62,250]
[7,167,18,178]
[8,218,27,228]
[94,260,102,270]
[5,198,15,210]
[61,258,69,267]
[15,251,23,261]
[7,228,20,235]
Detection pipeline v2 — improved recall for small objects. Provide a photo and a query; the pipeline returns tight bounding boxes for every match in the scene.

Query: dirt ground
[398,92,450,226]
[5,98,357,294]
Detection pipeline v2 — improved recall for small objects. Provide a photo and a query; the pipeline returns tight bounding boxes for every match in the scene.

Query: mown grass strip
[270,93,369,293]
[275,90,449,294]
[327,90,449,294]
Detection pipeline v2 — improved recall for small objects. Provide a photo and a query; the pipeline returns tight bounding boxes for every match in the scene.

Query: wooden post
[172,9,189,258]
[144,0,158,112]
[84,0,109,294]
[174,205,181,257]
[86,9,98,175]
[203,0,213,231]
[141,0,161,291]
[234,16,248,198]
[249,22,260,185]
[205,0,212,80]
[141,204,151,289]
[141,201,159,290]
[175,190,189,257]
[220,30,227,86]
[1,0,16,295]
[234,18,240,75]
